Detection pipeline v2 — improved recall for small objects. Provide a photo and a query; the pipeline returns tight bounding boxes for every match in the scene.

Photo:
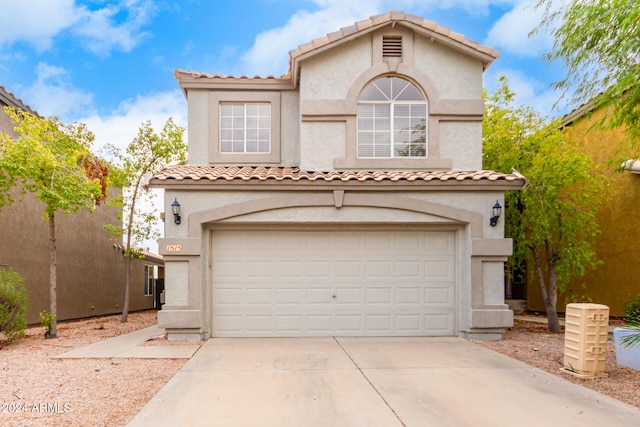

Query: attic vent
[383,36,402,58]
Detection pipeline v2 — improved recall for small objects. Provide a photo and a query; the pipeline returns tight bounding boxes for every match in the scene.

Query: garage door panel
[336,261,361,276]
[366,288,392,304]
[211,230,456,337]
[365,261,392,277]
[396,287,421,304]
[425,286,454,305]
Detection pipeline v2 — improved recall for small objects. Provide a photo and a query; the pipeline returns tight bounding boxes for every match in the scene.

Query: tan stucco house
[150,11,526,340]
[0,85,164,324]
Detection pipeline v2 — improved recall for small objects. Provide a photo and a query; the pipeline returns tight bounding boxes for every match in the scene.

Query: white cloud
[0,0,77,51]
[73,0,156,55]
[241,2,382,76]
[485,0,553,57]
[79,90,187,153]
[484,67,565,119]
[23,62,94,119]
[0,0,154,56]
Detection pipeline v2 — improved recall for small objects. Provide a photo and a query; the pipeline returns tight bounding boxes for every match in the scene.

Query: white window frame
[144,265,156,296]
[219,103,271,154]
[209,92,281,164]
[357,77,427,159]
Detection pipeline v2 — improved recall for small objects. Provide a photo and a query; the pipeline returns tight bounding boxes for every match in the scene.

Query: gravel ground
[1,312,638,426]
[477,318,640,409]
[0,311,190,427]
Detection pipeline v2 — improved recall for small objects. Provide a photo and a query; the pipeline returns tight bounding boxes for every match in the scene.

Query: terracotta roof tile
[0,85,39,116]
[289,10,499,61]
[151,166,525,185]
[174,10,499,84]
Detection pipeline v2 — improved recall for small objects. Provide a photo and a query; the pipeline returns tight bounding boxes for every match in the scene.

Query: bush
[624,295,640,326]
[0,268,27,340]
[621,295,640,348]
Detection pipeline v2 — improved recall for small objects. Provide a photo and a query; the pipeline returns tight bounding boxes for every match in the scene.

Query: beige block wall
[0,188,160,325]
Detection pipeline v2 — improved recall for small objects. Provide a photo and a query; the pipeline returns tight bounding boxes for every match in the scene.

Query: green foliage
[0,107,105,215]
[105,118,185,322]
[39,311,57,339]
[624,295,640,326]
[535,0,640,160]
[105,118,186,254]
[483,77,608,331]
[620,295,640,348]
[0,268,27,341]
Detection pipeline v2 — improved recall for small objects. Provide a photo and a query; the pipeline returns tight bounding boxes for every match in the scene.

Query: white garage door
[211,229,455,337]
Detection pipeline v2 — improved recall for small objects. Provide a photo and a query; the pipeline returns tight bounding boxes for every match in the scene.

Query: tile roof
[151,165,525,185]
[0,85,38,115]
[173,10,498,85]
[289,10,499,63]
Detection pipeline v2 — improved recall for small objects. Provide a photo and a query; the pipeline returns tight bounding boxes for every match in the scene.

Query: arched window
[357,76,427,158]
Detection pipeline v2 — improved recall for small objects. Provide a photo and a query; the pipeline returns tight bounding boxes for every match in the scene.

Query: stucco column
[468,237,514,340]
[157,237,204,340]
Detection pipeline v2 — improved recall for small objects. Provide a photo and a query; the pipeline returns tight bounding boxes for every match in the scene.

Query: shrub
[624,295,640,326]
[0,268,27,340]
[621,295,640,348]
[39,311,56,339]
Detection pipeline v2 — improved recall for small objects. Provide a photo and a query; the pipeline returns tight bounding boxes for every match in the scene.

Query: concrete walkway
[53,326,201,359]
[127,337,640,427]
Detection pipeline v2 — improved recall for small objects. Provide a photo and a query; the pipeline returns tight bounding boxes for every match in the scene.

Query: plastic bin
[562,303,609,378]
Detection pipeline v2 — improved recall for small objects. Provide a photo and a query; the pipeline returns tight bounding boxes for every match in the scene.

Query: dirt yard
[477,318,640,408]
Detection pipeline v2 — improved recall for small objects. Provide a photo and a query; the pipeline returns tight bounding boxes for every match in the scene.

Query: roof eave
[148,178,526,192]
[289,19,499,87]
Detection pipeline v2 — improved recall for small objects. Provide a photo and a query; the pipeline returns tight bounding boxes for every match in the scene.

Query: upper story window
[357,77,427,158]
[220,103,271,153]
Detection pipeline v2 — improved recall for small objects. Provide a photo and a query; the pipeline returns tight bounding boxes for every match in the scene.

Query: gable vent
[383,36,402,58]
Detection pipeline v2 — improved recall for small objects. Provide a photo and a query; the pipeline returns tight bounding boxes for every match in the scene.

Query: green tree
[535,0,640,160]
[0,107,107,338]
[0,268,27,341]
[106,119,186,323]
[483,78,607,332]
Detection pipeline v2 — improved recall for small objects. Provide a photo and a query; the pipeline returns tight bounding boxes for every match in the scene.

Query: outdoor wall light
[489,200,502,227]
[171,198,181,225]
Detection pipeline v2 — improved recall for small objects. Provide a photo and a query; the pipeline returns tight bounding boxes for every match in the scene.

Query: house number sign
[166,245,183,252]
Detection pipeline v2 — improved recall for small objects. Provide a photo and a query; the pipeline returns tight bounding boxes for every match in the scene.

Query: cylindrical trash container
[562,303,609,378]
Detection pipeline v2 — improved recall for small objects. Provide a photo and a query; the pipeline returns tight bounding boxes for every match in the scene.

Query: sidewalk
[53,326,201,359]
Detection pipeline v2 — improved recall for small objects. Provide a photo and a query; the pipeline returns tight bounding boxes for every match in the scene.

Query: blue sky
[0,0,564,152]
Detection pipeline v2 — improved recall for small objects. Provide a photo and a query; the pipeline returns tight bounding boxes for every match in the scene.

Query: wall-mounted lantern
[489,200,502,227]
[171,198,181,225]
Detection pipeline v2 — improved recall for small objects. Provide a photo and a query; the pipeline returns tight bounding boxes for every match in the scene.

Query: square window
[220,103,271,153]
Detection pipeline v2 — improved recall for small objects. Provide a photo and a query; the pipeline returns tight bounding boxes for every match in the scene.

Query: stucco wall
[527,110,640,317]
[413,37,483,99]
[0,188,160,324]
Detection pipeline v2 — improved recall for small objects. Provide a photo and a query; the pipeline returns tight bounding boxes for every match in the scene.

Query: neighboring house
[524,103,640,318]
[0,85,164,324]
[149,11,526,340]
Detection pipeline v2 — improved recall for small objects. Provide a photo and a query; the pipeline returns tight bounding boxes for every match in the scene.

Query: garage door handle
[332,294,336,299]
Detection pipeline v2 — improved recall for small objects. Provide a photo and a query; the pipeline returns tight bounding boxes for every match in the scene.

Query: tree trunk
[546,263,561,333]
[121,254,131,323]
[532,247,561,333]
[121,184,140,323]
[48,212,57,339]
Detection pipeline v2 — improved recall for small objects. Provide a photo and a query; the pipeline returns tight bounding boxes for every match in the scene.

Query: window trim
[357,77,428,159]
[219,102,272,154]
[209,91,281,164]
[144,265,155,296]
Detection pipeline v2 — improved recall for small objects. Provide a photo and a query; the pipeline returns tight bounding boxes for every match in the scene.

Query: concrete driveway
[127,337,640,427]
